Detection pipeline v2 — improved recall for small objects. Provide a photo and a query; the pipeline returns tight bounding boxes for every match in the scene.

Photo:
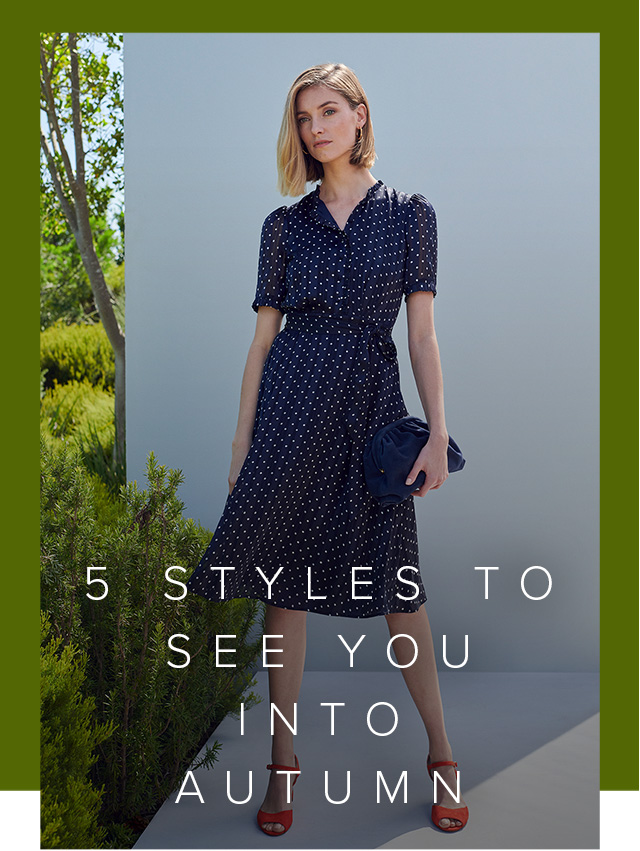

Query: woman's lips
[314,141,331,147]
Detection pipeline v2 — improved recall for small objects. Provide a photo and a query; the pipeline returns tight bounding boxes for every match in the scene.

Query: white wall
[124,33,599,672]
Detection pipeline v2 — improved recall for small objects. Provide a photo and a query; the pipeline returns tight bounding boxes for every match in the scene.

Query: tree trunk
[40,33,126,473]
[75,228,126,470]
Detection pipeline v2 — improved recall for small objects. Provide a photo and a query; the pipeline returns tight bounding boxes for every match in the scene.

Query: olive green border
[5,10,637,795]
[598,16,638,789]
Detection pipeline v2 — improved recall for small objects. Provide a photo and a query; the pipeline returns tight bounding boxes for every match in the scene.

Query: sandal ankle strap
[428,759,458,770]
[266,754,300,773]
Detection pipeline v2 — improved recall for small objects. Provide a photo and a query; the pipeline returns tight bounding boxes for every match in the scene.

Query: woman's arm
[228,305,283,492]
[404,291,450,496]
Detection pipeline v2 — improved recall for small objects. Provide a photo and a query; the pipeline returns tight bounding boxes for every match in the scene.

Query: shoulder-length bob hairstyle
[276,63,377,197]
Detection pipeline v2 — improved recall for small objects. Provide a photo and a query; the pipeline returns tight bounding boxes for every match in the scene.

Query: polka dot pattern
[186,180,438,617]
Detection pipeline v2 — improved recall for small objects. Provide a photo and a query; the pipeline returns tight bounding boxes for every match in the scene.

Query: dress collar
[310,179,384,229]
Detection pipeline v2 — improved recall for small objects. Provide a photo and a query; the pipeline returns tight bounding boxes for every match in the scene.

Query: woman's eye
[297,109,336,124]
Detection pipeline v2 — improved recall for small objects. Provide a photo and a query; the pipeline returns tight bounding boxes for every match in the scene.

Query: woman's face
[295,83,364,164]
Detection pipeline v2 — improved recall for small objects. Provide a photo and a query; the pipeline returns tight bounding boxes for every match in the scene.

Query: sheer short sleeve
[252,206,288,313]
[403,193,438,301]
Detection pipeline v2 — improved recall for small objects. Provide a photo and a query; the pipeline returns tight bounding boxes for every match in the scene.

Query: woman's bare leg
[258,604,307,833]
[385,606,467,829]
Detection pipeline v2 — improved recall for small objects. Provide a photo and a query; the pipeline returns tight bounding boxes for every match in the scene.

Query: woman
[186,62,469,835]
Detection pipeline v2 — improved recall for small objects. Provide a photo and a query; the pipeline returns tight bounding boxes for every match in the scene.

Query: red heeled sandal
[427,754,469,833]
[256,754,301,836]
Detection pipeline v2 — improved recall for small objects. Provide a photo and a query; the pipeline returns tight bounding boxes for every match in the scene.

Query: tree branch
[40,82,66,178]
[40,131,78,233]
[39,40,78,199]
[48,33,61,80]
[68,34,86,191]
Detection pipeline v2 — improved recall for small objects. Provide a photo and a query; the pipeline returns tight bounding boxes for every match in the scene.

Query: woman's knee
[384,608,422,629]
[266,604,307,624]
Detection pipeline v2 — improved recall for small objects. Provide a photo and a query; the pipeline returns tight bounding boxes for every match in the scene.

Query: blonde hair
[276,63,377,197]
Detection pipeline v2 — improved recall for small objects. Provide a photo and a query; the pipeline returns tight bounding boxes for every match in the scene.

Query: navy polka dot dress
[186,179,438,618]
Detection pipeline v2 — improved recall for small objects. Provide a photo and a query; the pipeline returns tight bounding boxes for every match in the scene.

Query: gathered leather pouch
[364,416,466,505]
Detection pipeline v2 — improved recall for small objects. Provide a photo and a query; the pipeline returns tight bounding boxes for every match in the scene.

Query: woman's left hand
[405,436,449,497]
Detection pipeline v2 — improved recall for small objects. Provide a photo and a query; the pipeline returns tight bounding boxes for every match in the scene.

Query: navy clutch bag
[364,416,466,505]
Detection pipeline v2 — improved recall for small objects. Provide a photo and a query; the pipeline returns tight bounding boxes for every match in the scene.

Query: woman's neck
[318,168,377,205]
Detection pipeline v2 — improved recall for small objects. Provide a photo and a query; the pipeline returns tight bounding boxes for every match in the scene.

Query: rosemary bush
[40,434,264,843]
[40,611,114,849]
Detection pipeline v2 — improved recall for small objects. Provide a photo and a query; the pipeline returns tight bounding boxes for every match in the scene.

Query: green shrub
[41,379,114,444]
[40,380,126,494]
[77,420,126,497]
[41,321,115,391]
[87,464,128,529]
[40,611,115,849]
[40,436,263,842]
[40,202,122,330]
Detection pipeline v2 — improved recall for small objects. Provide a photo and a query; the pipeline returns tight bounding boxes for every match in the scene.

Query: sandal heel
[257,754,301,836]
[426,753,469,833]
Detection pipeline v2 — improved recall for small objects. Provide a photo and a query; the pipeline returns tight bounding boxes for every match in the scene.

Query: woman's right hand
[228,441,251,494]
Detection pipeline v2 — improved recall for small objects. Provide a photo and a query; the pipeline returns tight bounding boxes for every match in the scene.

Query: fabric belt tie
[283,311,398,438]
